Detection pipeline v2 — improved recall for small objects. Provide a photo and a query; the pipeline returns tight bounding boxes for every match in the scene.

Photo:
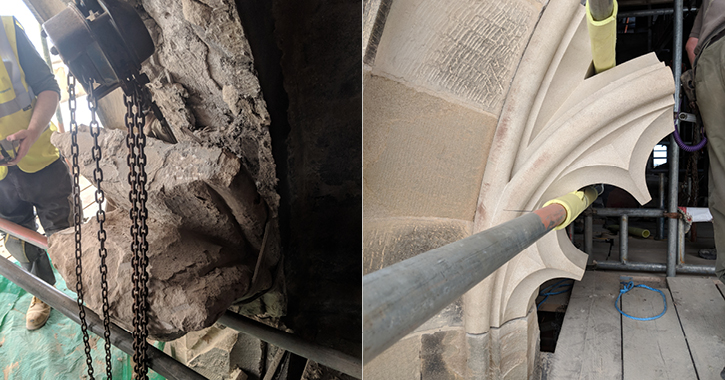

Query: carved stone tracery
[363,0,675,378]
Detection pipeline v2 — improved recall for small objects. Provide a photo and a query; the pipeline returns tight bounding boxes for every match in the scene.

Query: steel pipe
[588,0,614,21]
[658,173,665,239]
[668,0,683,278]
[620,215,629,263]
[592,208,665,217]
[584,211,593,255]
[218,312,361,379]
[594,260,715,274]
[678,218,686,264]
[363,203,568,363]
[0,256,208,380]
[618,7,697,19]
[0,217,48,250]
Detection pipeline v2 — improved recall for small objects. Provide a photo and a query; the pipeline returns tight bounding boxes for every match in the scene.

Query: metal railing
[587,0,715,277]
[0,254,209,380]
[586,207,715,275]
[618,7,697,19]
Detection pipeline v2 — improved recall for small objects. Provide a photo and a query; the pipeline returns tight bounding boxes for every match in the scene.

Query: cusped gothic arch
[466,0,674,333]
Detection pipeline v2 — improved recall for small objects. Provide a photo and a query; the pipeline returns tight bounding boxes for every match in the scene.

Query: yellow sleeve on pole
[586,0,618,73]
[543,187,599,230]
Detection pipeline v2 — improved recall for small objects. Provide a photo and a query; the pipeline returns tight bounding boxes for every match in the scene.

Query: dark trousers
[696,36,725,283]
[0,158,73,285]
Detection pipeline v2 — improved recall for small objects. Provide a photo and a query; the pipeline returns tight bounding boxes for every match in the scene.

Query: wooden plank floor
[669,277,725,379]
[548,271,622,379]
[621,277,696,380]
[549,271,725,380]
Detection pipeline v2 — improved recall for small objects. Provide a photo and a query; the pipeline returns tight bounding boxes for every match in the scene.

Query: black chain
[69,73,151,379]
[125,81,150,380]
[135,87,151,377]
[88,83,113,380]
[68,73,95,380]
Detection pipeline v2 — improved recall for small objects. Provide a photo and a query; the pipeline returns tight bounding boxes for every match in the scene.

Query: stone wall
[363,0,543,377]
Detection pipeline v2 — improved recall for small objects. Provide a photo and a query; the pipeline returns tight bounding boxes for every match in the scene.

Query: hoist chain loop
[68,72,95,380]
[125,79,150,380]
[88,83,113,380]
[70,73,151,380]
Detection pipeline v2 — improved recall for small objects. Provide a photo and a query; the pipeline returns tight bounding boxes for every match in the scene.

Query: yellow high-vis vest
[0,16,59,180]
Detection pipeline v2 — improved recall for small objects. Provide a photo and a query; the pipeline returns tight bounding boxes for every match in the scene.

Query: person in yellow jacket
[0,16,71,331]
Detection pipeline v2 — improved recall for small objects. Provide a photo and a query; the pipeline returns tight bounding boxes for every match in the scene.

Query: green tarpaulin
[0,258,165,379]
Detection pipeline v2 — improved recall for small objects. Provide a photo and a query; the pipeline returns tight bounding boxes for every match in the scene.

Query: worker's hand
[4,129,42,166]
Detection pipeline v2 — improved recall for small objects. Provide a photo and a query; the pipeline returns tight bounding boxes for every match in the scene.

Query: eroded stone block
[48,126,281,339]
[140,0,278,213]
[50,209,255,340]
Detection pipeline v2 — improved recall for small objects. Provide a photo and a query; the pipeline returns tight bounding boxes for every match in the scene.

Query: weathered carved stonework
[49,126,279,340]
[139,0,279,213]
[24,0,359,377]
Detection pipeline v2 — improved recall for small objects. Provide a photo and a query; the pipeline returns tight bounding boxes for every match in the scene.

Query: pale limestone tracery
[468,3,675,333]
[363,0,675,378]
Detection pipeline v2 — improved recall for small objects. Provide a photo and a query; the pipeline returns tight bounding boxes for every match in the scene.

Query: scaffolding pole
[218,312,362,378]
[363,203,568,363]
[618,7,697,18]
[0,256,209,380]
[668,0,683,277]
[594,260,714,274]
[0,217,361,378]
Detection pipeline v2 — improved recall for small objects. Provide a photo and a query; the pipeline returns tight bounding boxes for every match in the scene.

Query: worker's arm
[687,8,703,67]
[686,37,699,67]
[5,90,59,165]
[2,18,62,165]
[14,19,60,99]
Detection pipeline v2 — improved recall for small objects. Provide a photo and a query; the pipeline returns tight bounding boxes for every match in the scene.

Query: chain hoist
[67,70,153,380]
[88,82,114,380]
[44,1,169,378]
[68,72,96,380]
[125,79,151,379]
[67,73,118,379]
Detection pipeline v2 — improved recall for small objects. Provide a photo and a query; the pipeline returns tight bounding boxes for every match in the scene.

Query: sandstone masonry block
[49,126,280,339]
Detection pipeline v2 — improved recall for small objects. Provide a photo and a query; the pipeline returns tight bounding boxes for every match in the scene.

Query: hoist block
[42,0,154,99]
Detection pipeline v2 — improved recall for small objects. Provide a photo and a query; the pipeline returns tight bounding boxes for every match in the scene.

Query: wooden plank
[549,271,622,380]
[80,185,98,212]
[621,282,697,379]
[668,277,725,379]
[78,175,93,192]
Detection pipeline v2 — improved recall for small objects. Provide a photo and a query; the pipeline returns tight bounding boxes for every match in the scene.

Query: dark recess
[236,0,362,369]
